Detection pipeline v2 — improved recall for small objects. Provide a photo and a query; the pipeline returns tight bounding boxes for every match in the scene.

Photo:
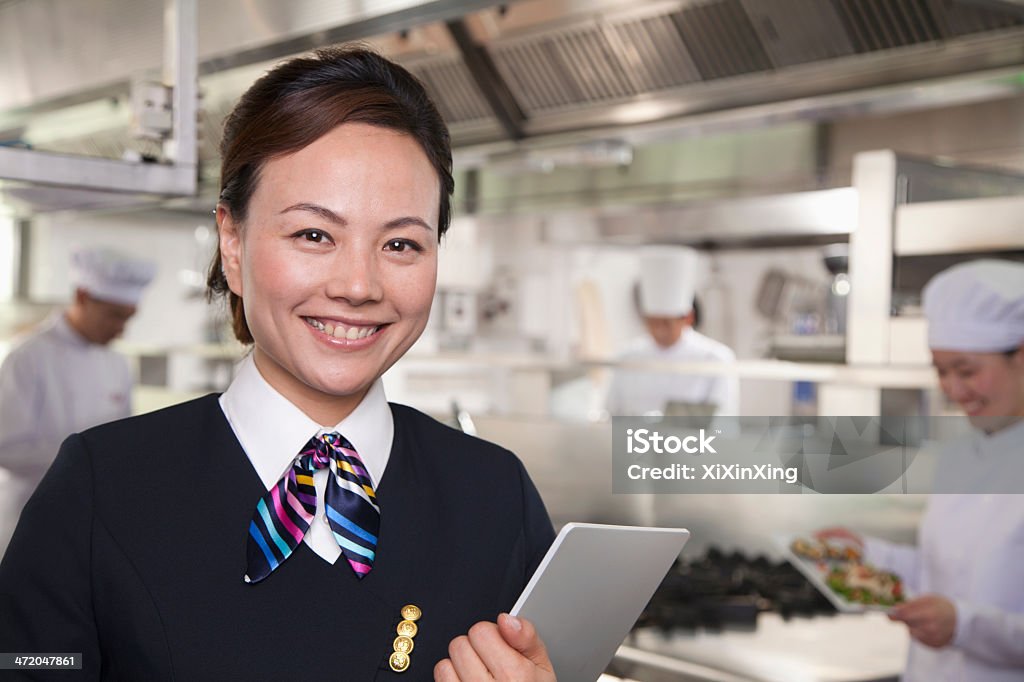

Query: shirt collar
[973,416,1024,460]
[48,311,91,347]
[219,353,393,489]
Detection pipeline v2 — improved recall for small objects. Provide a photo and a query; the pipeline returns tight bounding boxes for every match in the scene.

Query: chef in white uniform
[0,247,155,544]
[823,259,1024,682]
[606,246,738,417]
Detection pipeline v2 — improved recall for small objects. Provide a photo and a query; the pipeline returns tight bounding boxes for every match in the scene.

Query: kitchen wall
[11,91,1024,418]
[401,208,836,418]
[462,92,1024,218]
[0,215,15,303]
[474,122,821,214]
[0,214,20,362]
[6,199,838,424]
[830,92,1024,175]
[27,210,214,342]
[10,210,220,396]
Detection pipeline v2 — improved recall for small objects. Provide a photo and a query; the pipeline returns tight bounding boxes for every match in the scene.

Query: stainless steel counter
[613,612,907,682]
[470,415,916,682]
[471,415,926,554]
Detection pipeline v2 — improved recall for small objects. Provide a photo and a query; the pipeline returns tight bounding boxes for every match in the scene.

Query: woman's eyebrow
[383,216,435,232]
[279,203,434,232]
[279,202,347,225]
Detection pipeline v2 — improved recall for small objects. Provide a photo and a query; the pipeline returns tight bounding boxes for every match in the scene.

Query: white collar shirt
[219,353,393,564]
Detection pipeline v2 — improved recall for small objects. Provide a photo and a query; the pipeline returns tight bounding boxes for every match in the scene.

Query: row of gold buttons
[389,604,422,673]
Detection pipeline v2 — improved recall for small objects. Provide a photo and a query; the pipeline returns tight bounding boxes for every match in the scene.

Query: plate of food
[778,535,905,613]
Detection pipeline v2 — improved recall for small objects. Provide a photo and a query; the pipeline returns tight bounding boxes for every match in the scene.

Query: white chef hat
[922,259,1024,353]
[638,245,699,317]
[71,247,157,306]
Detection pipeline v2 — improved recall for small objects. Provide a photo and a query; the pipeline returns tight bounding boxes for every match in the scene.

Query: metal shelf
[399,352,937,388]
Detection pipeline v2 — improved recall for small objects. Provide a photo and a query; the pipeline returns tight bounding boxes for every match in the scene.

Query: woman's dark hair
[206,45,454,344]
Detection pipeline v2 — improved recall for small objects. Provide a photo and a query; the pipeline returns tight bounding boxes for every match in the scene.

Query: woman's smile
[302,315,385,345]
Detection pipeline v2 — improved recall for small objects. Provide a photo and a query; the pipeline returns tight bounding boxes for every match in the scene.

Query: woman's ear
[217,205,244,297]
[1011,344,1024,368]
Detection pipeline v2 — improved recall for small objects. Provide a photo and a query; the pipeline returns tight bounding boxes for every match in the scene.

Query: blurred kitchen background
[3,0,1024,679]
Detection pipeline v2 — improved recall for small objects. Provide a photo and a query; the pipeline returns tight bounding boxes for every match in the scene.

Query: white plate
[775,534,899,614]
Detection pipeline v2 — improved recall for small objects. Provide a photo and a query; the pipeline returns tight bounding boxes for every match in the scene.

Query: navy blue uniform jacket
[0,394,555,680]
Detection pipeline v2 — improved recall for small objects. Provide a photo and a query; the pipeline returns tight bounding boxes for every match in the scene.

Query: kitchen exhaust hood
[2,0,1024,212]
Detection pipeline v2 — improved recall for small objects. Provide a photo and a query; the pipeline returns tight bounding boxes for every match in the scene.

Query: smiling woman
[208,47,454,345]
[216,123,441,425]
[0,46,557,682]
[818,259,1024,682]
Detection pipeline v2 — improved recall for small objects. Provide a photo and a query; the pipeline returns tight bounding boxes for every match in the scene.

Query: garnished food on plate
[791,537,825,560]
[790,537,862,563]
[786,536,901,609]
[826,563,903,606]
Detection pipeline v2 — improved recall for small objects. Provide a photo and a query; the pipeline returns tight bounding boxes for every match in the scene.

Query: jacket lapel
[360,404,442,608]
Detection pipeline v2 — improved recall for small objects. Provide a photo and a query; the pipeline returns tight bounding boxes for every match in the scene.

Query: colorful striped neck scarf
[244,432,380,583]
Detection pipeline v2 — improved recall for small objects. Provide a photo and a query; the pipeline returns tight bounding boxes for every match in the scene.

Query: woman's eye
[292,229,330,244]
[385,239,422,253]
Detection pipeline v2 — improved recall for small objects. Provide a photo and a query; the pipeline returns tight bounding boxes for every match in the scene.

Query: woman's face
[218,123,440,422]
[932,347,1024,432]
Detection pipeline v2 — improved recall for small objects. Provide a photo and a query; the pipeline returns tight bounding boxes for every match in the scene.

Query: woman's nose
[324,249,383,304]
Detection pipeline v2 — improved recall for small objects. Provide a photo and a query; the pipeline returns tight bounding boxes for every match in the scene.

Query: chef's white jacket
[0,313,132,529]
[605,327,739,416]
[866,419,1024,682]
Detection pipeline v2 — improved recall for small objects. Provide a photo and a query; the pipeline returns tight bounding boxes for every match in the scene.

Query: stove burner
[636,547,835,632]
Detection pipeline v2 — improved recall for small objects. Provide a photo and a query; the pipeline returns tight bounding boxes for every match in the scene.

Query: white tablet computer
[510,523,690,682]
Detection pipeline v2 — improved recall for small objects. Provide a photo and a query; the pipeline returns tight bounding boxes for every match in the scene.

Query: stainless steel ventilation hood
[403,0,1024,144]
[3,0,1024,176]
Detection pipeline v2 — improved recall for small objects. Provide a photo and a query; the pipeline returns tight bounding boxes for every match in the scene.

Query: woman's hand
[889,595,957,648]
[434,613,556,681]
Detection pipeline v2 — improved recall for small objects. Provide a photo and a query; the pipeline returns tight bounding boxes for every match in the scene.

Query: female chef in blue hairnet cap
[823,259,1024,682]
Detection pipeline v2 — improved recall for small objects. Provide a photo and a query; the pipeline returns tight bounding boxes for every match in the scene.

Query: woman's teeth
[962,400,984,414]
[305,317,379,340]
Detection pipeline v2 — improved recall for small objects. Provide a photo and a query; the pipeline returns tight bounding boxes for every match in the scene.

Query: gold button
[393,635,415,655]
[400,604,422,621]
[396,619,418,638]
[389,651,410,673]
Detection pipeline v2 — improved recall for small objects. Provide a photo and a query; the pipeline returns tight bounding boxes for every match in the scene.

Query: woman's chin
[305,376,373,400]
[967,413,1017,434]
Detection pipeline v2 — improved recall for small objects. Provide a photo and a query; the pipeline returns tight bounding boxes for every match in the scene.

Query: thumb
[498,613,552,669]
[889,601,920,625]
